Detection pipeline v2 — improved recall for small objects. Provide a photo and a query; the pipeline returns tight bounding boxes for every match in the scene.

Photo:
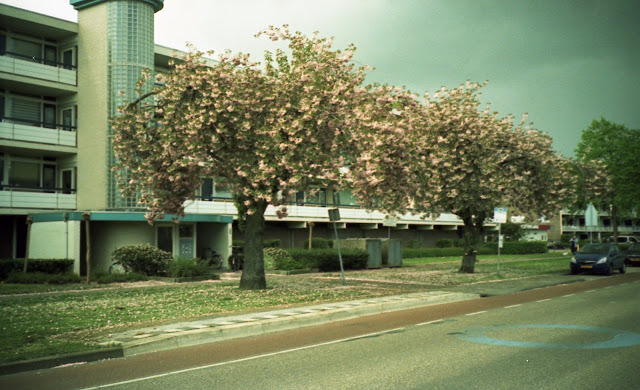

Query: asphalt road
[3,271,640,389]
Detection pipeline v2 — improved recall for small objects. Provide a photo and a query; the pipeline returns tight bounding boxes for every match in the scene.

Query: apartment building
[1,0,495,274]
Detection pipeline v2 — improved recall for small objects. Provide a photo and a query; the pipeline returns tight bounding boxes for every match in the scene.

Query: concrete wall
[90,221,155,272]
[29,220,81,272]
[76,3,109,210]
[197,222,232,268]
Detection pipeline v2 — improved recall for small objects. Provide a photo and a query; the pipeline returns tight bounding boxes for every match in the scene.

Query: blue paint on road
[454,324,640,349]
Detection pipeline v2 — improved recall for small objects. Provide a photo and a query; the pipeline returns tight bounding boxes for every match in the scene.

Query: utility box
[339,239,382,269]
[382,239,402,267]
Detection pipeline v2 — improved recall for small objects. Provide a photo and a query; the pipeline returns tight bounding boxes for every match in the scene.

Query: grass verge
[0,253,571,364]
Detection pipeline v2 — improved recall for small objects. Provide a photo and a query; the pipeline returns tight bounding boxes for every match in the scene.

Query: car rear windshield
[579,244,609,255]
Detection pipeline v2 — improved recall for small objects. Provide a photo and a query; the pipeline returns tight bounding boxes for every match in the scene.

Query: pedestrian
[570,235,578,254]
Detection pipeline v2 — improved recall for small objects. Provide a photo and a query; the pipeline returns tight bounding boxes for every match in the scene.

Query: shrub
[93,272,149,284]
[303,238,334,249]
[263,239,281,248]
[0,259,74,280]
[263,248,298,270]
[435,239,453,248]
[4,272,82,284]
[286,249,368,272]
[169,258,210,278]
[111,244,173,276]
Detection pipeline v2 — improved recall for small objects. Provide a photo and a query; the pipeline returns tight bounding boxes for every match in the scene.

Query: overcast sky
[4,0,639,156]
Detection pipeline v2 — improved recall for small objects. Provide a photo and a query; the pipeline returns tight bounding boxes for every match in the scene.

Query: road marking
[504,304,522,309]
[585,290,596,293]
[466,311,487,316]
[536,299,551,303]
[562,294,575,298]
[78,327,407,389]
[454,324,640,350]
[415,319,443,326]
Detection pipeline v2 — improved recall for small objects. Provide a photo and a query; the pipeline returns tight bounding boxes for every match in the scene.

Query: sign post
[328,209,346,284]
[493,207,507,275]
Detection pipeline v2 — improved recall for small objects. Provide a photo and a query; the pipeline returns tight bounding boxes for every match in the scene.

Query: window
[201,178,213,200]
[44,45,57,66]
[63,49,73,69]
[10,161,39,188]
[62,108,73,131]
[10,97,41,126]
[5,156,59,190]
[62,169,74,194]
[13,38,40,62]
[43,104,56,129]
[156,226,173,254]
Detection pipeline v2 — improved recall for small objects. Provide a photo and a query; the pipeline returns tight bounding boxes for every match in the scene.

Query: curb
[0,348,123,376]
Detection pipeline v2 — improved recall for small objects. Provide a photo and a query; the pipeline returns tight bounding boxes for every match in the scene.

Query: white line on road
[466,311,487,316]
[415,319,443,326]
[562,294,575,298]
[536,299,551,303]
[504,304,522,309]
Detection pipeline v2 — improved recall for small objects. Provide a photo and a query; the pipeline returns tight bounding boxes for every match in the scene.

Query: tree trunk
[240,201,267,290]
[23,217,33,273]
[611,204,619,242]
[83,212,91,283]
[308,222,314,250]
[458,212,486,274]
[460,253,476,273]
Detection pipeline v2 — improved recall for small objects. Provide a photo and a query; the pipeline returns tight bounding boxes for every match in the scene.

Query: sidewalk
[0,274,591,375]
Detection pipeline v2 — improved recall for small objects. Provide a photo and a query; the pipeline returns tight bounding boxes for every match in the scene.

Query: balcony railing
[0,185,76,209]
[0,52,77,85]
[184,197,461,225]
[0,117,76,147]
[562,225,640,233]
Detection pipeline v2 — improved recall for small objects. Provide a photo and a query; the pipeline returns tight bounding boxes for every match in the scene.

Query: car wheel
[606,263,613,276]
[620,262,627,274]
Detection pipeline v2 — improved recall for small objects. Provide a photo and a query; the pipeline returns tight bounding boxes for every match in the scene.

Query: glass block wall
[106,0,155,208]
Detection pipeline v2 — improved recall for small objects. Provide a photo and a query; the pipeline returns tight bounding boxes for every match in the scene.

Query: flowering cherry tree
[351,82,571,273]
[111,26,391,290]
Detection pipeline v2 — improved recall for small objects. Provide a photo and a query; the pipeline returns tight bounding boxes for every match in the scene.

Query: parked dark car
[570,243,626,275]
[547,240,566,250]
[624,243,640,266]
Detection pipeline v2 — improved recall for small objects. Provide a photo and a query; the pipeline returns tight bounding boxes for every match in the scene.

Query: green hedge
[232,239,281,248]
[303,238,334,249]
[4,272,82,284]
[0,259,74,280]
[483,241,548,254]
[286,249,368,272]
[403,247,493,259]
[403,241,547,258]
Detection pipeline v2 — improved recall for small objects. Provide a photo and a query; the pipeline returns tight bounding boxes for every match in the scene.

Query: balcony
[0,117,76,148]
[0,185,76,210]
[0,52,76,86]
